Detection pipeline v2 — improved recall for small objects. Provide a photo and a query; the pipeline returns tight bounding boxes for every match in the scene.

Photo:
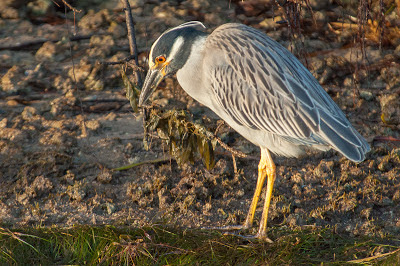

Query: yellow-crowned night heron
[138,21,370,241]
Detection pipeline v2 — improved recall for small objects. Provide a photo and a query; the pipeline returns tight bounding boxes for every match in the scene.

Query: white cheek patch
[149,60,155,68]
[149,36,184,68]
[167,36,184,62]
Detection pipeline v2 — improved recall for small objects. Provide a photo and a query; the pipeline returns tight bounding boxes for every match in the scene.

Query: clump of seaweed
[121,66,246,171]
[143,108,217,170]
[121,66,139,113]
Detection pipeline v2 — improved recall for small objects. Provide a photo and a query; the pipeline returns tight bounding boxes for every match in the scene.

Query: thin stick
[348,248,400,263]
[122,0,143,88]
[232,154,238,175]
[213,135,247,158]
[60,0,82,13]
[113,157,173,171]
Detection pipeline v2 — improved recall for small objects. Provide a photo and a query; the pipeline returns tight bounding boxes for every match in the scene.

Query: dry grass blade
[329,1,400,47]
[329,20,400,46]
[0,227,45,254]
[348,248,400,263]
[112,157,172,171]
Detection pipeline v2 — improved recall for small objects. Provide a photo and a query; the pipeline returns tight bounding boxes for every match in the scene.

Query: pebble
[35,41,66,62]
[97,168,113,184]
[380,94,400,124]
[259,16,283,30]
[67,181,87,201]
[106,202,116,214]
[0,118,7,128]
[78,9,111,30]
[359,90,374,101]
[7,100,19,106]
[27,0,54,17]
[21,107,40,122]
[394,45,400,58]
[1,65,27,93]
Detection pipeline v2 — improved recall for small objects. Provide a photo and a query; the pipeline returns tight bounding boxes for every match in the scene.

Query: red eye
[156,56,166,63]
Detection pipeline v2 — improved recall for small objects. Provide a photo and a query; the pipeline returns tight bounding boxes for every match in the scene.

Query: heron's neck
[176,36,211,106]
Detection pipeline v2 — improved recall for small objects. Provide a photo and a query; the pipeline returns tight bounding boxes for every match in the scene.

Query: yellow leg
[203,147,275,243]
[242,148,269,228]
[256,148,275,242]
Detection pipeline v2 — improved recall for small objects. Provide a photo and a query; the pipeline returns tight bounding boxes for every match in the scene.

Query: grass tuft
[0,225,399,264]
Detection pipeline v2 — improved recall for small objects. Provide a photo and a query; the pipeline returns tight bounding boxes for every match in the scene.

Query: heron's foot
[254,232,274,243]
[201,225,273,243]
[219,231,273,243]
[201,223,251,231]
[201,224,248,231]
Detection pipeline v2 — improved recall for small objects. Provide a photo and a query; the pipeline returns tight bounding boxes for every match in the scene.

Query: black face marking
[151,27,207,74]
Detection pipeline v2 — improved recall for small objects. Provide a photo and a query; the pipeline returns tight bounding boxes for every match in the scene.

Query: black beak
[138,68,164,107]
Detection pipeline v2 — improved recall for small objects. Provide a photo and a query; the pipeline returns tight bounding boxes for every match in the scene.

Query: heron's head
[138,21,207,106]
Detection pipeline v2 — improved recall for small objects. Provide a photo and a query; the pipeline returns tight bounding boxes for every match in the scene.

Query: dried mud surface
[1,0,400,239]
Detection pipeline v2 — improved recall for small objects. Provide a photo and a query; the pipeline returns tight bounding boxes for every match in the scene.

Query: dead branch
[101,56,146,72]
[122,0,143,88]
[60,0,82,13]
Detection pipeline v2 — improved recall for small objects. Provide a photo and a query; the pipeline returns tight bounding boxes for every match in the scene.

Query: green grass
[0,225,399,265]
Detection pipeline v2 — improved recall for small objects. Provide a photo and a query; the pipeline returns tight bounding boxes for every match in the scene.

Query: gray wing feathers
[206,23,370,161]
[319,110,370,162]
[212,66,317,139]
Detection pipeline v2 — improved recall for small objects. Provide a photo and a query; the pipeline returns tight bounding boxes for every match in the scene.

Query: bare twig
[232,154,238,174]
[102,55,137,65]
[357,0,369,60]
[378,0,385,50]
[113,157,173,171]
[213,136,247,159]
[60,0,82,13]
[274,0,310,68]
[51,0,81,34]
[121,0,145,145]
[122,0,143,88]
[373,136,400,143]
[211,120,247,159]
[212,120,247,159]
[101,56,146,72]
[348,248,400,263]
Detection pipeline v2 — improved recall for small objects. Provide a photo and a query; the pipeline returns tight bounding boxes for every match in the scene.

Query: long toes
[218,232,274,243]
[201,225,274,243]
[237,233,273,243]
[201,224,249,231]
[255,232,274,243]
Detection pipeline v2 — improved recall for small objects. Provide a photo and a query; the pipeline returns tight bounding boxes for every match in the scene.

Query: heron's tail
[317,111,370,163]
